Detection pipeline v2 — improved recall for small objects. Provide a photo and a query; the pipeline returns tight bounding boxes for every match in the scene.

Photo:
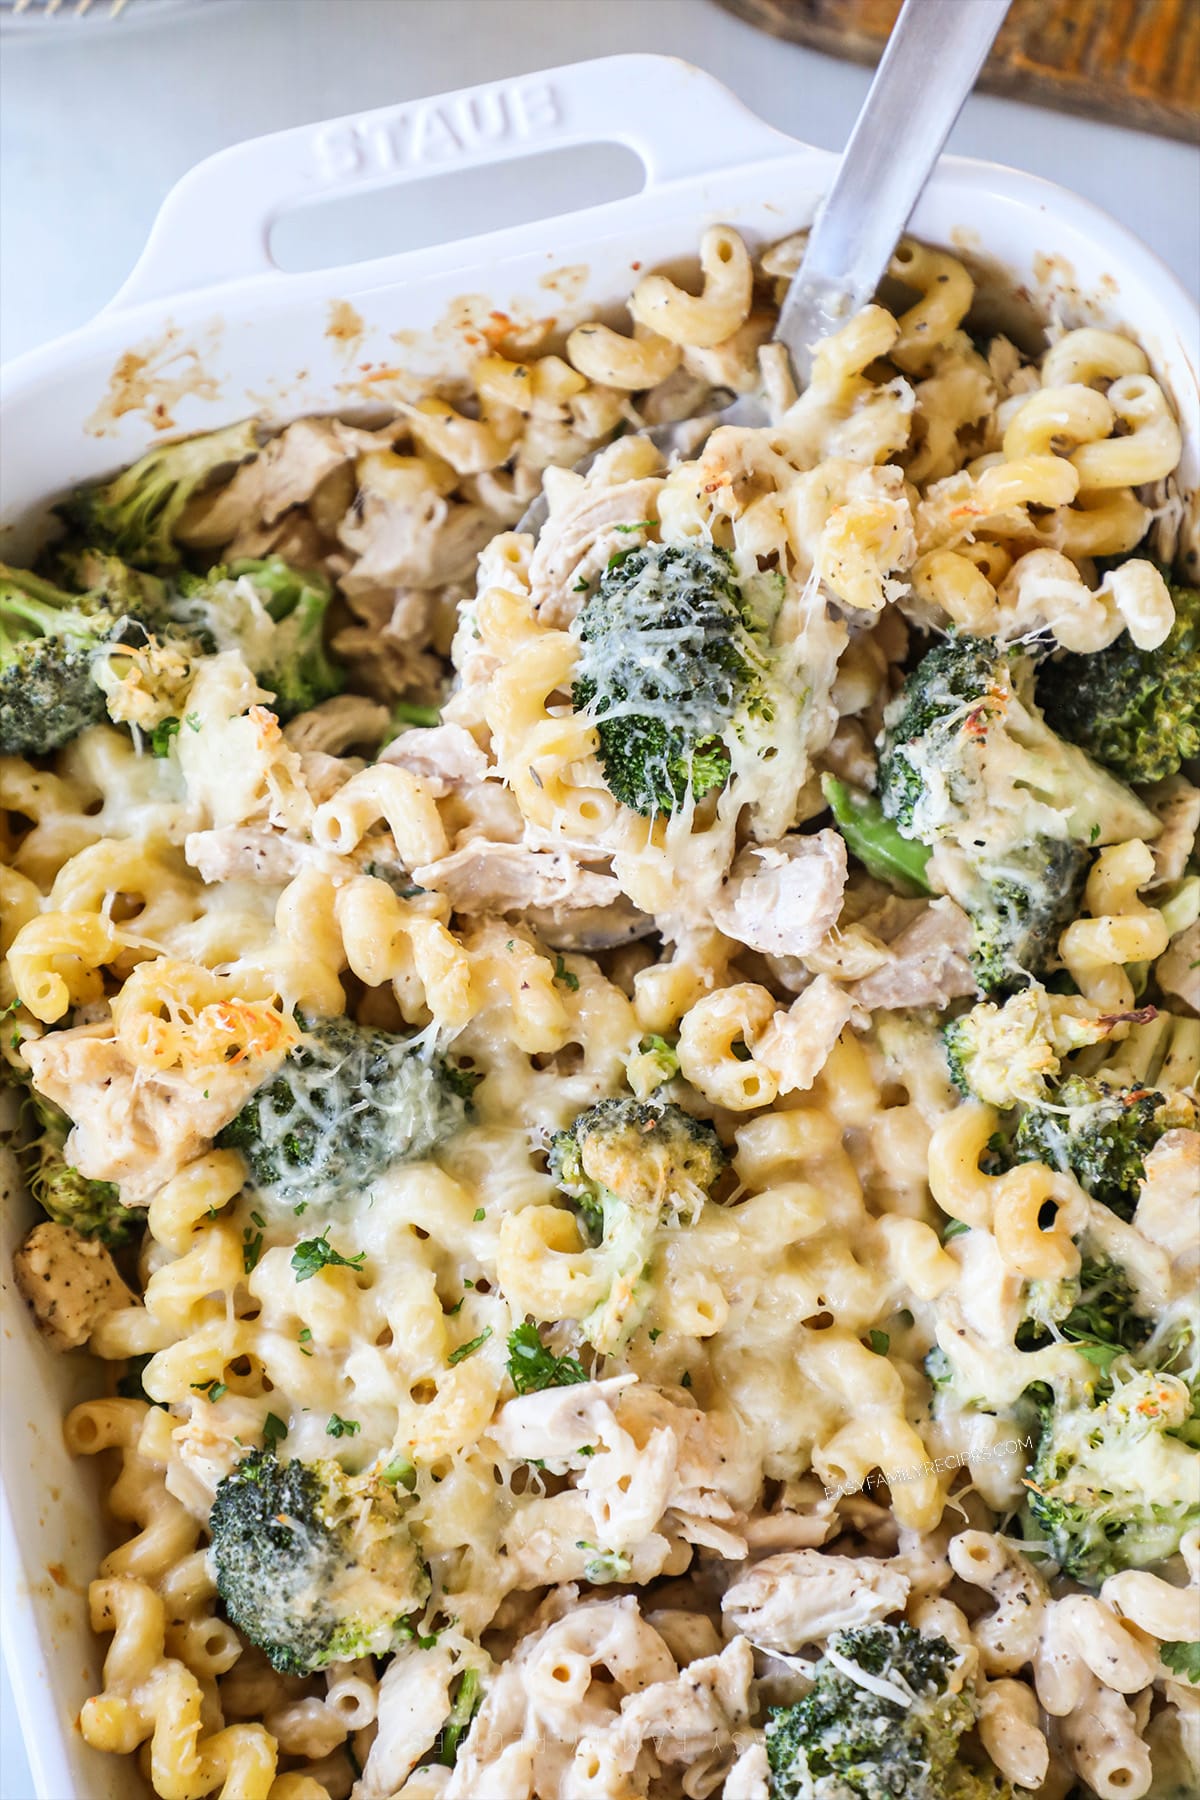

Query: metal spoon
[518,0,1010,535]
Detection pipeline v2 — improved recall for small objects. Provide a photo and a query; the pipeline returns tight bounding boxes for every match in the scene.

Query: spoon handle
[779,0,1010,382]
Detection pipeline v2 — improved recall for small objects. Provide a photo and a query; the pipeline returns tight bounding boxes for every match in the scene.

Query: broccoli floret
[1023,1359,1200,1582]
[506,1322,589,1395]
[878,636,1155,846]
[0,563,128,754]
[167,555,343,721]
[208,1449,428,1673]
[1017,1259,1152,1369]
[625,1033,680,1099]
[961,836,1090,997]
[51,547,171,623]
[821,773,932,895]
[548,1098,726,1351]
[765,1623,1004,1800]
[216,1015,470,1211]
[878,636,1158,994]
[1011,1073,1194,1221]
[941,986,1134,1109]
[1038,580,1200,784]
[58,421,259,571]
[571,542,773,816]
[19,1092,136,1247]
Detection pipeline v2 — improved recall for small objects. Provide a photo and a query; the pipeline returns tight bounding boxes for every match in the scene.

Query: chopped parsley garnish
[506,1322,589,1395]
[448,1327,493,1366]
[262,1412,288,1450]
[291,1230,367,1282]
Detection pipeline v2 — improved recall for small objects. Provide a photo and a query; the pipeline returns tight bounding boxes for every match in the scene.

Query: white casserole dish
[1,52,1197,1800]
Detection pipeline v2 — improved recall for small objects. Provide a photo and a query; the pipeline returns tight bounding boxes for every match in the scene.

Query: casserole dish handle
[108,54,798,312]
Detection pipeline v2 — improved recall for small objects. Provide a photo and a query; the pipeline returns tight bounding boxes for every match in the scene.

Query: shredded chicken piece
[379,722,491,791]
[411,841,626,917]
[528,474,665,627]
[1147,776,1200,889]
[22,1025,265,1202]
[338,470,496,597]
[177,417,386,547]
[13,1221,134,1352]
[709,831,847,958]
[185,826,311,884]
[1135,1131,1200,1278]
[722,1548,910,1653]
[848,896,976,1010]
[282,694,391,756]
[754,976,866,1095]
[724,1742,771,1800]
[490,1378,750,1587]
[1157,920,1200,1016]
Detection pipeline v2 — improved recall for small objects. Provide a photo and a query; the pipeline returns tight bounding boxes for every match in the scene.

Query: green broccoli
[1011,1074,1194,1222]
[57,421,259,572]
[19,1092,136,1247]
[548,1098,726,1351]
[1016,1259,1152,1369]
[0,563,129,754]
[506,1322,589,1395]
[1004,1013,1198,1221]
[1023,1357,1200,1582]
[1037,580,1200,785]
[625,1032,681,1100]
[167,555,343,720]
[821,773,932,895]
[208,1449,428,1673]
[941,986,1136,1109]
[877,636,1157,994]
[216,1014,471,1211]
[571,542,773,816]
[764,1623,1009,1800]
[50,547,170,623]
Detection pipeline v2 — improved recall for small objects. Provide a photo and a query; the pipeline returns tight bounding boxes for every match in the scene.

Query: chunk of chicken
[753,976,866,1096]
[528,473,665,627]
[848,896,976,1011]
[379,722,491,792]
[721,1548,910,1653]
[490,1377,750,1576]
[177,417,385,547]
[338,459,496,597]
[282,694,391,756]
[724,1742,771,1800]
[1147,776,1200,888]
[1158,920,1200,1015]
[22,1025,264,1202]
[411,840,626,917]
[13,1221,134,1351]
[709,831,848,958]
[1135,1131,1200,1279]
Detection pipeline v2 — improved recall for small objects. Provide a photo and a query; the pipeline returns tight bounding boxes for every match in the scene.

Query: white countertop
[1,1,1197,1794]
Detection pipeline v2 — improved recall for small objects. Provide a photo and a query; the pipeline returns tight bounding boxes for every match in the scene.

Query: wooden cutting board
[712,0,1200,143]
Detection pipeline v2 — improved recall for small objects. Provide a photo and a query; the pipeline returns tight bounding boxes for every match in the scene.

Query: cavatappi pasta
[3,229,1198,1800]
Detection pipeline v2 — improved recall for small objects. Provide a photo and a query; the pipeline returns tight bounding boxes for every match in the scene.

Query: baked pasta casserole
[2,227,1198,1800]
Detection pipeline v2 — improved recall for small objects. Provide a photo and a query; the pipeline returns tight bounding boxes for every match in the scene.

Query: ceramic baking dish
[1,52,1197,1800]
